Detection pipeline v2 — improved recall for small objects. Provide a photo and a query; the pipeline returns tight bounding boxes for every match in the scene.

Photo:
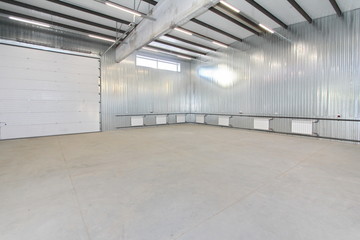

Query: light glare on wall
[198,64,236,87]
[250,53,264,63]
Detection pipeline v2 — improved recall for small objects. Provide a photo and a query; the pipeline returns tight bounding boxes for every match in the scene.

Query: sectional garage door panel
[0,44,100,140]
[1,67,99,84]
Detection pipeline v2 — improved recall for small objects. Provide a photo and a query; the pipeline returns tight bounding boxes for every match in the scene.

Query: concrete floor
[0,124,360,240]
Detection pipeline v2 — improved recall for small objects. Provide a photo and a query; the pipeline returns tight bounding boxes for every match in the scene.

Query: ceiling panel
[48,0,154,20]
[158,36,214,53]
[0,1,132,29]
[196,11,254,39]
[252,0,306,25]
[13,0,152,25]
[338,0,360,11]
[222,0,284,30]
[110,0,155,14]
[0,2,129,38]
[289,0,334,19]
[182,21,236,45]
[168,30,222,50]
[148,42,201,57]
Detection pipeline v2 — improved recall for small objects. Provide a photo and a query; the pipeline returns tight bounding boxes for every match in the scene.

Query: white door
[0,44,100,139]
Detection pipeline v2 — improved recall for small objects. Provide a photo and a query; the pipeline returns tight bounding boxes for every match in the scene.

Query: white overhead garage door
[0,44,100,140]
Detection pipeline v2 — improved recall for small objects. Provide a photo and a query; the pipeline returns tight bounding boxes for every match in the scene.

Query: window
[158,61,179,72]
[136,56,157,69]
[136,55,181,72]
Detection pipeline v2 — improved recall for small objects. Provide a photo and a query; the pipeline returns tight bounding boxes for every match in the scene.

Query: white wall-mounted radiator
[156,115,167,125]
[176,114,186,123]
[131,116,144,126]
[195,115,205,124]
[254,118,270,130]
[218,116,230,126]
[291,120,314,135]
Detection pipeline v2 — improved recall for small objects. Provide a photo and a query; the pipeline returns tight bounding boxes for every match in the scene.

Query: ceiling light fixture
[9,16,50,28]
[177,55,192,60]
[143,46,159,52]
[88,34,115,42]
[259,24,274,34]
[219,1,240,13]
[105,2,142,17]
[174,27,193,36]
[212,41,228,48]
[174,27,228,49]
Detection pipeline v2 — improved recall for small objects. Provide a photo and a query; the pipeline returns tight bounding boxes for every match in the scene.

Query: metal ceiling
[0,0,360,59]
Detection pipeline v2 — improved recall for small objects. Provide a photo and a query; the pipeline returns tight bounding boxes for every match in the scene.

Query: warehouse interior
[0,0,360,239]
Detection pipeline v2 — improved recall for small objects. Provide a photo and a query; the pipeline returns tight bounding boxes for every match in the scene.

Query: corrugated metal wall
[100,50,191,131]
[191,9,360,141]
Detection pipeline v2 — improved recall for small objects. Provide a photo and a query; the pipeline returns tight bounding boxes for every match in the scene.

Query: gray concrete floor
[0,124,360,240]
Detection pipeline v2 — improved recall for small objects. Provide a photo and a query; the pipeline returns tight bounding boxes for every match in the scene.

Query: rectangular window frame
[136,55,181,72]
